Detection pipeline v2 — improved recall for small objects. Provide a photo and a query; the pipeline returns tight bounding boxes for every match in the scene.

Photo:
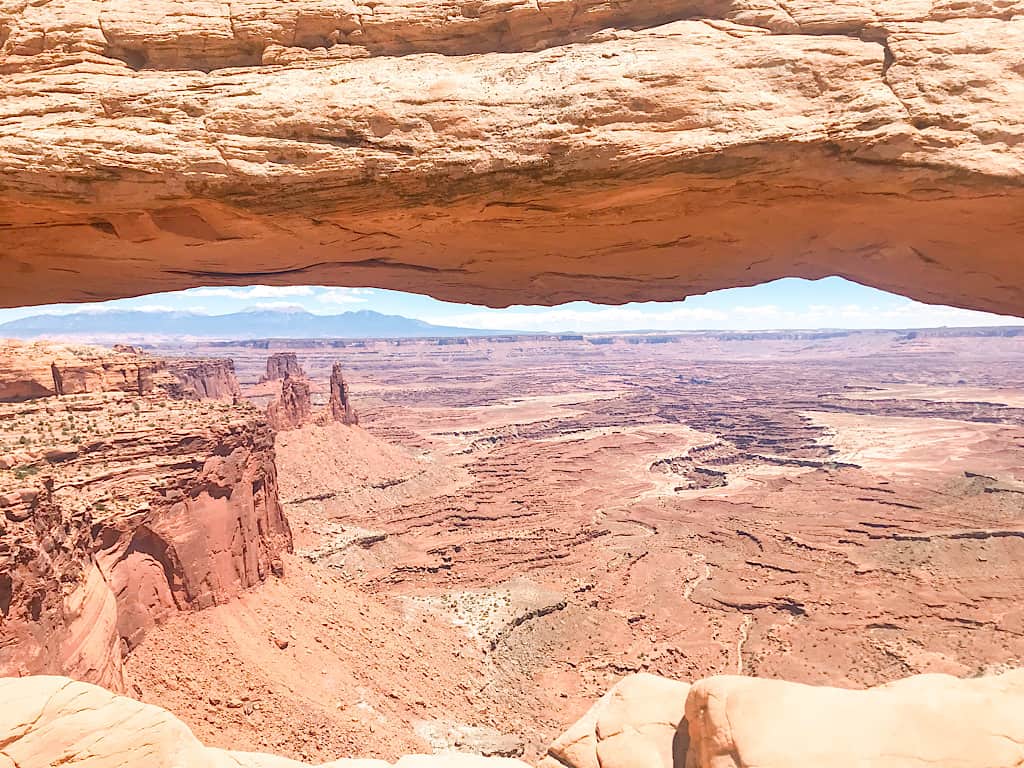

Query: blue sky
[0,277,1020,332]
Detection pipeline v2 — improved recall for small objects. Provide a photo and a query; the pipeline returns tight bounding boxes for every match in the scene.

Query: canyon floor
[128,330,1024,762]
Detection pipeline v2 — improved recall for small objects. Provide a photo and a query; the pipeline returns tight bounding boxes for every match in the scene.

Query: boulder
[541,673,691,768]
[684,671,1024,768]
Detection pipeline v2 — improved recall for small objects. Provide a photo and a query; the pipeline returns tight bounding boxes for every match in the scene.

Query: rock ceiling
[1,1,1022,313]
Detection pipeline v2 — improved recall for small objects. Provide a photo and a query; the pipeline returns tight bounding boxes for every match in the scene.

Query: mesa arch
[1,1,1023,313]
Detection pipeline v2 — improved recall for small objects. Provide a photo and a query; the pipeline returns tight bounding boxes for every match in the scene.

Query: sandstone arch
[1,2,1022,313]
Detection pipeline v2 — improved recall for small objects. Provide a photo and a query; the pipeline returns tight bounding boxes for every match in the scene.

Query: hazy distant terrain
[0,308,513,340]
[5,305,1024,344]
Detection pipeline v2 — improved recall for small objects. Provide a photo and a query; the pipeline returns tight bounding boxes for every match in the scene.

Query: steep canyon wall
[0,343,290,690]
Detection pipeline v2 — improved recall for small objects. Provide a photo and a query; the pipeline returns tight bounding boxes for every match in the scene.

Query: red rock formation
[260,353,304,383]
[266,373,312,432]
[0,342,290,690]
[0,341,155,401]
[0,481,126,691]
[166,359,243,401]
[323,363,357,426]
[266,362,355,431]
[0,342,243,403]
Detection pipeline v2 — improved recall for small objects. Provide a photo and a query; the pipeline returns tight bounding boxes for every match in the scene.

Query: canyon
[0,341,289,691]
[2,0,1023,761]
[5,327,1002,765]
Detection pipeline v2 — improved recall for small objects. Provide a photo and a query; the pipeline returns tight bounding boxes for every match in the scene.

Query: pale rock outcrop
[1,3,1023,314]
[540,673,691,768]
[684,671,1024,768]
[0,676,534,768]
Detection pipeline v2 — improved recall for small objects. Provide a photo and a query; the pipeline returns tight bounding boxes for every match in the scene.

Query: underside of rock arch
[1,1,1023,312]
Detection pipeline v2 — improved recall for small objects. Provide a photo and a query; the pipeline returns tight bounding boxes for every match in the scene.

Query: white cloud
[317,287,369,305]
[241,301,308,312]
[733,304,782,316]
[423,299,1020,333]
[185,285,368,307]
[129,304,183,313]
[427,305,730,332]
[190,285,317,300]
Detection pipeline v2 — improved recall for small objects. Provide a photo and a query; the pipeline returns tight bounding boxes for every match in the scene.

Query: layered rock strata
[0,341,241,403]
[267,373,313,431]
[0,342,290,690]
[1,3,1024,313]
[169,358,243,400]
[261,353,305,383]
[267,361,356,431]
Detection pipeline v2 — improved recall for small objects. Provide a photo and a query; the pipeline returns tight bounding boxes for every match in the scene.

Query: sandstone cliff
[0,342,291,690]
[267,361,356,431]
[261,353,306,383]
[266,373,313,431]
[0,341,242,402]
[1,3,1023,314]
[167,358,244,400]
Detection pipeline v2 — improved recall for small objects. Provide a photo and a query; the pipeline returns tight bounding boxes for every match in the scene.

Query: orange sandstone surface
[2,3,1024,314]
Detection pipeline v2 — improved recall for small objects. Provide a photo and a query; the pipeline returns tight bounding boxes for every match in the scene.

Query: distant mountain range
[0,308,512,340]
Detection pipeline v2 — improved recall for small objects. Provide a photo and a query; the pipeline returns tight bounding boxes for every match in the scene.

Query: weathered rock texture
[169,358,243,400]
[267,361,356,431]
[261,353,305,383]
[0,675,532,768]
[540,673,690,768]
[2,3,1024,314]
[536,670,1024,768]
[267,373,313,431]
[323,362,358,426]
[0,342,290,691]
[685,671,1024,768]
[0,341,241,402]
